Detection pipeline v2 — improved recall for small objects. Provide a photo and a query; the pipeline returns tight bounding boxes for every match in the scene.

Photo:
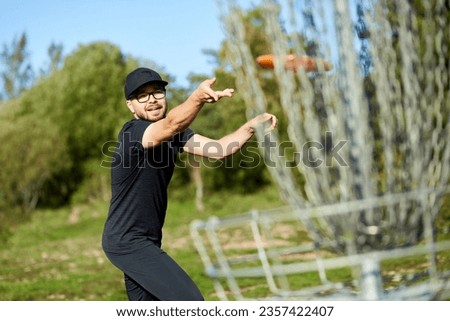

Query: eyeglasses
[134,90,166,103]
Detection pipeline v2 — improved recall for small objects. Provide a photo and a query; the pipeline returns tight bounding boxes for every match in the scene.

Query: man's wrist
[187,90,205,107]
[242,123,255,136]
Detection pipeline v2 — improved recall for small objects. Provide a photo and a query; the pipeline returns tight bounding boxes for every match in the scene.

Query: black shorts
[104,243,204,301]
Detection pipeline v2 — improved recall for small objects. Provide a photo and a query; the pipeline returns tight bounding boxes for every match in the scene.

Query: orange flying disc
[256,54,332,72]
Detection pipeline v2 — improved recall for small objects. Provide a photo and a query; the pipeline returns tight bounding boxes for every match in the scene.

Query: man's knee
[124,274,158,301]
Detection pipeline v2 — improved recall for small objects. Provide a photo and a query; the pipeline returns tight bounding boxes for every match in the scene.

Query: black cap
[124,67,168,99]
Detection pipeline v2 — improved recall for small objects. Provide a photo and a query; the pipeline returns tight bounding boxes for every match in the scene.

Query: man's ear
[126,100,135,114]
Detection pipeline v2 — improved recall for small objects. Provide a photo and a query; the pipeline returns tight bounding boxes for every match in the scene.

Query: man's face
[126,83,167,121]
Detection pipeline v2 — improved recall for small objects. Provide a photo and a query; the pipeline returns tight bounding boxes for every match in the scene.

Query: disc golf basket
[191,187,450,300]
[190,0,450,300]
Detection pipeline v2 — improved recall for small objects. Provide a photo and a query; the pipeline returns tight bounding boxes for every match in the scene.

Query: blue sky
[0,0,229,87]
[1,1,346,88]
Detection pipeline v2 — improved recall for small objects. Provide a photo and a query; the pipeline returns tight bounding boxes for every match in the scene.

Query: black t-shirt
[102,119,195,254]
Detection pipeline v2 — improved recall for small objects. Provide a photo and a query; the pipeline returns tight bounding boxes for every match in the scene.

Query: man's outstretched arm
[142,78,234,148]
[183,113,277,159]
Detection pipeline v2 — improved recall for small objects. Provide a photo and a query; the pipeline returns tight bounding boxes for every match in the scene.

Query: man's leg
[105,244,204,301]
[124,274,159,300]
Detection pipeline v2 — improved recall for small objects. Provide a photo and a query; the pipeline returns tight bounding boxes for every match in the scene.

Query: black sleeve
[114,119,150,170]
[173,128,195,153]
[127,119,151,145]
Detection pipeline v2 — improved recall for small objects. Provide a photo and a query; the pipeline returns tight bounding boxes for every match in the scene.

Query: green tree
[189,7,289,194]
[43,42,132,203]
[40,42,64,77]
[0,42,134,208]
[0,32,34,99]
[0,108,70,214]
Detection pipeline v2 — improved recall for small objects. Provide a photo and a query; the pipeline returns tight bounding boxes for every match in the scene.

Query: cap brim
[126,80,168,99]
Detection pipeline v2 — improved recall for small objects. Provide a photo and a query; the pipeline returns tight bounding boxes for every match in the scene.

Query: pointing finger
[216,88,234,98]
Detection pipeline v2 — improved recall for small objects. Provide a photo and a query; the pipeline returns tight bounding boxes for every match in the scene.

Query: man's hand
[192,78,234,104]
[247,113,278,134]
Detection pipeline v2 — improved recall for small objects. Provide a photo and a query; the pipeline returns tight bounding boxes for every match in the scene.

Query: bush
[70,158,111,205]
[0,111,71,214]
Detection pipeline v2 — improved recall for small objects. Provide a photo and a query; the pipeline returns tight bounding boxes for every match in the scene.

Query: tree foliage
[0,32,34,100]
[40,42,64,77]
[0,42,131,214]
[0,106,70,215]
[188,7,281,193]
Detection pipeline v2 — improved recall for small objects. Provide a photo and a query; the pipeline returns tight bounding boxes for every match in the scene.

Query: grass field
[0,185,448,301]
[0,186,285,300]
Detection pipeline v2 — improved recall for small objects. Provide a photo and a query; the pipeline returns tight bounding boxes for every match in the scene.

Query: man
[102,67,277,300]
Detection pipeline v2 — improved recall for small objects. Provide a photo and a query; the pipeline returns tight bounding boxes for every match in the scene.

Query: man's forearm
[161,79,233,136]
[217,123,255,157]
[164,93,204,134]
